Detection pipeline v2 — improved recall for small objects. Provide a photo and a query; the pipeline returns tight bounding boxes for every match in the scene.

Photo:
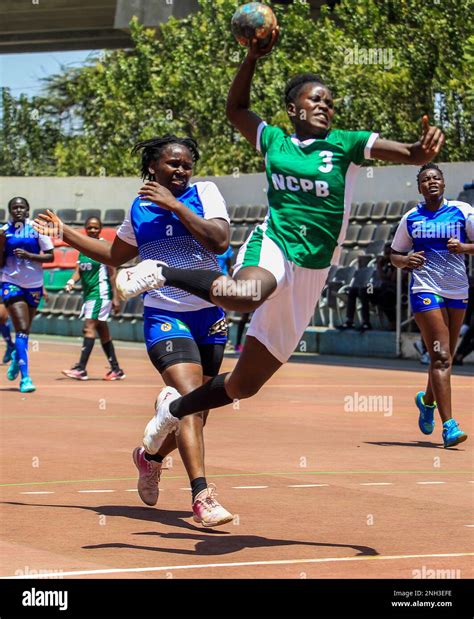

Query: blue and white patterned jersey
[117,181,230,312]
[1,219,54,289]
[391,200,474,299]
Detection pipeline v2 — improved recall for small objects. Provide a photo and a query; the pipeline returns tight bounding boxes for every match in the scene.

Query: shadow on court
[364,440,464,450]
[1,501,378,558]
[83,532,378,557]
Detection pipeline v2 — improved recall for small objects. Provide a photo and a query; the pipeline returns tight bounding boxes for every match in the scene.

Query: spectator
[339,242,397,332]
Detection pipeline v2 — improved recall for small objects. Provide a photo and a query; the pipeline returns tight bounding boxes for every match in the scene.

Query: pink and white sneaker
[132,447,162,506]
[192,484,233,528]
[62,367,88,381]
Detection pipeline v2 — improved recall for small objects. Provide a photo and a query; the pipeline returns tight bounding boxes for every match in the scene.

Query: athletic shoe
[192,484,234,528]
[19,376,36,393]
[143,386,181,455]
[3,342,15,364]
[7,350,20,381]
[442,419,468,448]
[62,367,88,381]
[415,391,436,435]
[132,447,162,506]
[358,322,372,333]
[337,321,355,331]
[116,260,167,300]
[420,352,430,365]
[103,369,126,381]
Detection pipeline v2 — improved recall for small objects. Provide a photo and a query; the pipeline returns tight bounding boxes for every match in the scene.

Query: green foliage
[1,0,472,177]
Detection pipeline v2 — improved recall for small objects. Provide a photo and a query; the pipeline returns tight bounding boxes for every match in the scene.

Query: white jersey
[117,181,229,312]
[391,200,474,299]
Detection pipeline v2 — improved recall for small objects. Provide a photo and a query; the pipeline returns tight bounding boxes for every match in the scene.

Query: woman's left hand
[13,248,30,259]
[139,181,179,211]
[112,297,121,314]
[447,237,465,254]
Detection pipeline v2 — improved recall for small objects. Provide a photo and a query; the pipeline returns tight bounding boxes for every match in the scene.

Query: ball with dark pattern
[231,2,277,48]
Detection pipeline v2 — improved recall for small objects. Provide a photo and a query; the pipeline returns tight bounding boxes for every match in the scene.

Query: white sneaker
[116,259,167,300]
[143,386,181,455]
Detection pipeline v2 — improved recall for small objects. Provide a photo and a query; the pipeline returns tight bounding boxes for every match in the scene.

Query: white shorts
[80,299,112,321]
[234,225,329,363]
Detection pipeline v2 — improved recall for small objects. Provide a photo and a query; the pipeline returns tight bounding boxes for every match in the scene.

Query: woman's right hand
[64,279,75,293]
[33,209,64,238]
[405,251,426,269]
[247,27,280,61]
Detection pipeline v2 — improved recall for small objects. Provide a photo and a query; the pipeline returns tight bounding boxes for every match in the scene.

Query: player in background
[0,197,54,392]
[391,164,472,447]
[62,216,124,381]
[113,29,448,459]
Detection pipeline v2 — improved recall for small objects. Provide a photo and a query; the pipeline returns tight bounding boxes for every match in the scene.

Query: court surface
[1,337,472,579]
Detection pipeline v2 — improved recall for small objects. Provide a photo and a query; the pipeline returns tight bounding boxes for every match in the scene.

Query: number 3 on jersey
[318,151,333,173]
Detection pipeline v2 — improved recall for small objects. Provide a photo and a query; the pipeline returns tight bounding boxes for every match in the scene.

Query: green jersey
[78,243,112,301]
[259,124,377,269]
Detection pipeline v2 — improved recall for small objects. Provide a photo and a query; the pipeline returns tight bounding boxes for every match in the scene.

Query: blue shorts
[1,283,43,308]
[411,291,469,313]
[143,305,228,351]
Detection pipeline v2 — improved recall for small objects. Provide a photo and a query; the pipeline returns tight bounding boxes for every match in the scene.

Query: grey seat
[356,224,376,247]
[231,206,249,224]
[104,209,126,226]
[355,202,374,223]
[343,224,361,247]
[370,201,389,222]
[385,201,405,222]
[56,209,77,225]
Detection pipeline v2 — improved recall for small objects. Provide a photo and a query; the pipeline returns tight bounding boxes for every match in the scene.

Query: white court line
[20,491,55,495]
[360,483,393,486]
[77,490,115,494]
[233,486,268,489]
[464,525,474,528]
[125,489,138,492]
[3,552,473,579]
[288,484,329,488]
[416,482,446,485]
[180,488,191,491]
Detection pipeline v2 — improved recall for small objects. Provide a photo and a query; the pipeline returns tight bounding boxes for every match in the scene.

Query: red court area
[0,338,472,580]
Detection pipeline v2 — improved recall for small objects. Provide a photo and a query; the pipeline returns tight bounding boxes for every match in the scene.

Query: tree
[1,0,472,177]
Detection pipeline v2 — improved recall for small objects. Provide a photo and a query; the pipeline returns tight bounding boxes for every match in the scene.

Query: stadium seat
[372,224,393,243]
[56,209,77,225]
[365,239,386,257]
[57,247,79,269]
[0,209,5,223]
[231,205,249,224]
[343,224,361,247]
[75,209,101,225]
[403,200,418,213]
[99,227,117,242]
[356,224,376,247]
[62,294,82,317]
[385,201,405,222]
[230,225,249,248]
[226,205,237,221]
[370,201,389,222]
[49,293,69,315]
[43,268,75,291]
[343,249,365,266]
[31,208,45,221]
[104,209,126,226]
[457,189,474,206]
[355,202,373,223]
[349,202,358,222]
[257,205,268,222]
[245,205,262,223]
[37,292,58,314]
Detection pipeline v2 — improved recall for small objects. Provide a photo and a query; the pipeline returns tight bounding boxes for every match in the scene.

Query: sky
[0,50,100,97]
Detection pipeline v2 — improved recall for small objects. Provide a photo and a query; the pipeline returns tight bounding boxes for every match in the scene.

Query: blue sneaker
[3,341,15,364]
[442,419,467,448]
[7,350,20,381]
[415,391,436,435]
[19,376,36,393]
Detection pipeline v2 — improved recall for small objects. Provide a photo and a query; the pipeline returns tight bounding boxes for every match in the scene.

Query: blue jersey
[391,200,474,299]
[1,219,53,289]
[117,181,229,312]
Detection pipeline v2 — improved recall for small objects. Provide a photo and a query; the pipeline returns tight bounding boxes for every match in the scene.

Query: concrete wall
[1,162,472,214]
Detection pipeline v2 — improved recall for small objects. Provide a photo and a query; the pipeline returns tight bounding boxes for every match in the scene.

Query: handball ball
[231,2,278,48]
